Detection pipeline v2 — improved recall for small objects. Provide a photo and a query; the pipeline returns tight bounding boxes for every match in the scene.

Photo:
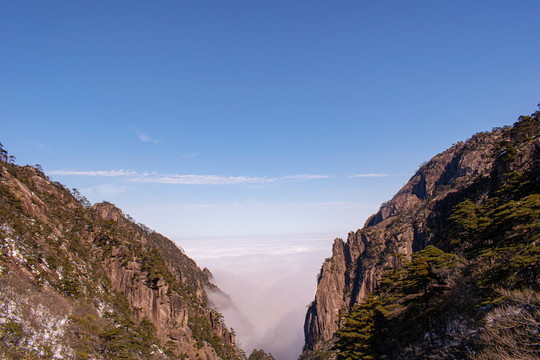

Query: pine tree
[399,246,459,343]
[334,295,386,360]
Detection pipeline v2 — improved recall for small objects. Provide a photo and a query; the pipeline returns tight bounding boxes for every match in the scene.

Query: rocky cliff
[0,153,242,359]
[303,110,539,357]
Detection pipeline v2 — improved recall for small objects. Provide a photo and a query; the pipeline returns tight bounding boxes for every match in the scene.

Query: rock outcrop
[303,114,540,355]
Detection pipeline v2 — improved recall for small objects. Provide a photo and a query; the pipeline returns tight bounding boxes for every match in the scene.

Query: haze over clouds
[129,201,381,240]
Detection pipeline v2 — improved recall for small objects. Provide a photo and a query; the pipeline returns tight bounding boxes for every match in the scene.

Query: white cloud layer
[182,235,333,360]
[183,235,331,260]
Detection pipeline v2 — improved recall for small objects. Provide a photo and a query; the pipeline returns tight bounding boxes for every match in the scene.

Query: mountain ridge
[0,154,244,359]
[302,109,539,359]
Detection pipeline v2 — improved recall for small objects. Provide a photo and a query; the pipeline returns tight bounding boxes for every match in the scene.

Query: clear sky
[1,1,539,357]
[2,1,539,240]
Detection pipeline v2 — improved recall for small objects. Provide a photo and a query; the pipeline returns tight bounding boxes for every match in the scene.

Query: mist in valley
[180,236,333,360]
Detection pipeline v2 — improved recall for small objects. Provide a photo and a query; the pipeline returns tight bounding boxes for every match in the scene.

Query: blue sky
[2,1,539,242]
[1,2,540,355]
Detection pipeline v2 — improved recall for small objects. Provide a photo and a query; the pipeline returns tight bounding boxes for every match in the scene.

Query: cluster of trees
[0,141,16,164]
[336,189,539,358]
[248,349,275,360]
[67,294,159,359]
[335,246,463,359]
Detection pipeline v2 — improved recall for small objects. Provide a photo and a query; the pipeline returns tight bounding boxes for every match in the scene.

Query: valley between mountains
[0,108,538,360]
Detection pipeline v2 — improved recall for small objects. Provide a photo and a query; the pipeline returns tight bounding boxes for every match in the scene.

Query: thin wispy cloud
[134,174,268,185]
[130,128,161,144]
[350,173,390,178]
[278,174,330,181]
[134,173,330,185]
[156,200,374,210]
[138,132,160,143]
[47,169,329,185]
[179,153,198,160]
[48,169,137,177]
[26,140,47,150]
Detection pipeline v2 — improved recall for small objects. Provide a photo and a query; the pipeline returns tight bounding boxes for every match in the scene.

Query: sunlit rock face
[303,121,539,355]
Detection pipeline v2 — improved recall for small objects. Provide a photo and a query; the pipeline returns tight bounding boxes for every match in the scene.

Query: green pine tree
[334,295,387,360]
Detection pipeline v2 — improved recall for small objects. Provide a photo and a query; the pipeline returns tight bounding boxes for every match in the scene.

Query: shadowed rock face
[303,119,539,354]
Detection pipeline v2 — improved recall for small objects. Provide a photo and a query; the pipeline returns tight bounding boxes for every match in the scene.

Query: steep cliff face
[303,113,539,355]
[94,202,238,358]
[0,157,241,359]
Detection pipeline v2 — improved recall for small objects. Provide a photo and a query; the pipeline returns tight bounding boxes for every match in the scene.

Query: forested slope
[0,148,242,360]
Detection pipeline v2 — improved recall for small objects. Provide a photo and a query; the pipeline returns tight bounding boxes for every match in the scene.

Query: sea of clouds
[178,235,335,360]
